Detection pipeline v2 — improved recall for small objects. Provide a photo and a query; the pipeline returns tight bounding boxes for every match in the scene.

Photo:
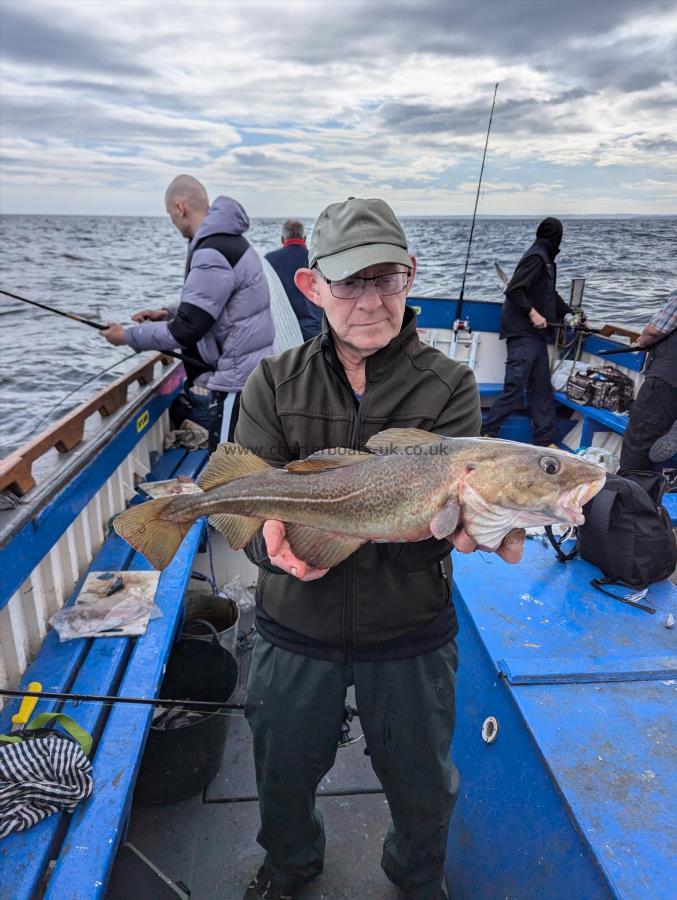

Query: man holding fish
[115,198,605,900]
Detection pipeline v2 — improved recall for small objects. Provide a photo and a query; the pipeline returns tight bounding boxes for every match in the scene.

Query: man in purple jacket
[102,175,275,447]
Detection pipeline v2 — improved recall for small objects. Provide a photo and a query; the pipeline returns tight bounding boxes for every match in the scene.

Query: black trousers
[620,377,677,471]
[207,390,241,451]
[483,336,556,445]
[246,636,459,897]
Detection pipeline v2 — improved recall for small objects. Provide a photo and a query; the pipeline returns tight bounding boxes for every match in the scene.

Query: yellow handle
[11,681,42,727]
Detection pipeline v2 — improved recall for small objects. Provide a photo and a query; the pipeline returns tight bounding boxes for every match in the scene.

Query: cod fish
[113,428,606,571]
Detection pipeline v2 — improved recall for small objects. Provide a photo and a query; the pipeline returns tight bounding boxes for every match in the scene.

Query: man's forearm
[634,324,666,348]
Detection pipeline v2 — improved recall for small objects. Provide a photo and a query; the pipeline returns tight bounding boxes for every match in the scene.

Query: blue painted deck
[448,538,676,899]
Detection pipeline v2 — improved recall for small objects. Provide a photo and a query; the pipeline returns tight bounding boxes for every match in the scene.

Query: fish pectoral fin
[366,428,438,454]
[208,513,262,550]
[286,450,371,474]
[430,499,460,539]
[198,442,270,492]
[285,523,365,568]
[113,496,192,570]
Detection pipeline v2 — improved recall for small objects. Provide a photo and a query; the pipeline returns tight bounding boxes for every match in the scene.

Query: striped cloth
[0,733,93,838]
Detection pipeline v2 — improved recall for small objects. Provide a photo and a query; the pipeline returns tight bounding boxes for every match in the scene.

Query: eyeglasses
[315,268,410,300]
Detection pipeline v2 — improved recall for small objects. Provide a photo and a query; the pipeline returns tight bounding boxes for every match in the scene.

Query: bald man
[102,176,275,447]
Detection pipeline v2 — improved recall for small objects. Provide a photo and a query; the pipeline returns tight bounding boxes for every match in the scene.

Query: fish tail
[113,496,195,569]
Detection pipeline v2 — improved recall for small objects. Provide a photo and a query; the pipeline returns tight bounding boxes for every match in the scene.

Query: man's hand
[101,323,127,346]
[452,526,525,564]
[131,308,170,323]
[263,520,330,581]
[529,309,548,330]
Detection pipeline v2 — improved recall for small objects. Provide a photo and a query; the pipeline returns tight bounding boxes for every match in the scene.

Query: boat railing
[0,354,175,496]
[0,354,183,697]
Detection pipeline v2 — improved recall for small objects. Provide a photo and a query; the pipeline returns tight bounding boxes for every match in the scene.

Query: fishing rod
[544,321,602,333]
[596,346,649,357]
[456,82,499,329]
[0,686,244,714]
[544,322,650,351]
[0,288,207,369]
[1,287,107,330]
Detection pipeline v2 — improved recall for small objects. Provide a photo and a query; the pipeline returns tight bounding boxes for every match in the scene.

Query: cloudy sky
[1,0,676,216]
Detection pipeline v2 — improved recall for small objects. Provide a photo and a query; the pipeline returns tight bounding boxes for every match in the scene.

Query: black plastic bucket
[135,624,238,805]
[183,591,240,657]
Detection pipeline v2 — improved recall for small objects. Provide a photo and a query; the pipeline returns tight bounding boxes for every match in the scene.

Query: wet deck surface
[107,610,398,900]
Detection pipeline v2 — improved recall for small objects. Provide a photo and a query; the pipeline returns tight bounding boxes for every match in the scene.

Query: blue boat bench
[0,447,208,900]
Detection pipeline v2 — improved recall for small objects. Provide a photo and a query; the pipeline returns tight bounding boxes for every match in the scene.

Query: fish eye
[539,455,561,476]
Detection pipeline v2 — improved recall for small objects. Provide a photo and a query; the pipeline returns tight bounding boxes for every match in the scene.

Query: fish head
[459,440,606,526]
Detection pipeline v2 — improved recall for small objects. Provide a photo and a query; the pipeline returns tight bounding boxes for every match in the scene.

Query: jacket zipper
[347,387,368,651]
[324,343,368,656]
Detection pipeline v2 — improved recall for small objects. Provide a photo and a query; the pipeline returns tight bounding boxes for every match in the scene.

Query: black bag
[577,470,677,587]
[566,365,634,412]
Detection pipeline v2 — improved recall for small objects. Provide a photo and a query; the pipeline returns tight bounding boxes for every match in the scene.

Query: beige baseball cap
[309,197,411,280]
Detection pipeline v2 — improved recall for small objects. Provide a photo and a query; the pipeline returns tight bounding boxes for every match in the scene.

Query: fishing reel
[563,310,588,330]
[338,702,362,748]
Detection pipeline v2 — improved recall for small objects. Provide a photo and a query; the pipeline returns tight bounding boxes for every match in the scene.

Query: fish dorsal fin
[198,442,269,491]
[366,428,438,454]
[286,450,371,474]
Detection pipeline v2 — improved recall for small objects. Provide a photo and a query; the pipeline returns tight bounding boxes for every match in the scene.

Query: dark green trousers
[245,636,459,898]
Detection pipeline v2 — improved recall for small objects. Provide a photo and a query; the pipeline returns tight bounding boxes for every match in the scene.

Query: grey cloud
[0,93,234,149]
[231,148,278,167]
[258,0,676,100]
[633,136,677,154]
[48,78,196,112]
[0,3,150,77]
[261,0,669,63]
[378,91,594,137]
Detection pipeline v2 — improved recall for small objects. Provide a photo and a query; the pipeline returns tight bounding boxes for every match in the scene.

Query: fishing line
[456,82,499,324]
[26,351,139,441]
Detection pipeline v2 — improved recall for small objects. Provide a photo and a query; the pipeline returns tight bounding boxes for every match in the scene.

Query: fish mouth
[556,476,606,524]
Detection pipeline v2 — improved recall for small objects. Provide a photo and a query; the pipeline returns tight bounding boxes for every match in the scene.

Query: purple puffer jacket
[124,196,275,393]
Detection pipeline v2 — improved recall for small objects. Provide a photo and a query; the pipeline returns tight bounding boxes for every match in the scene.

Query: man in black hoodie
[483,217,572,446]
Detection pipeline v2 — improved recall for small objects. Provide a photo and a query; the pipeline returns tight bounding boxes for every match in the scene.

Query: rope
[205,526,221,595]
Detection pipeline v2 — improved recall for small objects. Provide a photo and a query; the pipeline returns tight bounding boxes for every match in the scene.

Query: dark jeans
[620,377,677,471]
[483,336,556,445]
[245,636,459,898]
[170,386,240,451]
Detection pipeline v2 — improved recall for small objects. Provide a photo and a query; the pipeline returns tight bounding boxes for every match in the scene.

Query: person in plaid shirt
[620,290,677,470]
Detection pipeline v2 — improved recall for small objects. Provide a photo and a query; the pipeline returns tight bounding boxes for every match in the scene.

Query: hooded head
[535,217,563,259]
[193,195,250,242]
